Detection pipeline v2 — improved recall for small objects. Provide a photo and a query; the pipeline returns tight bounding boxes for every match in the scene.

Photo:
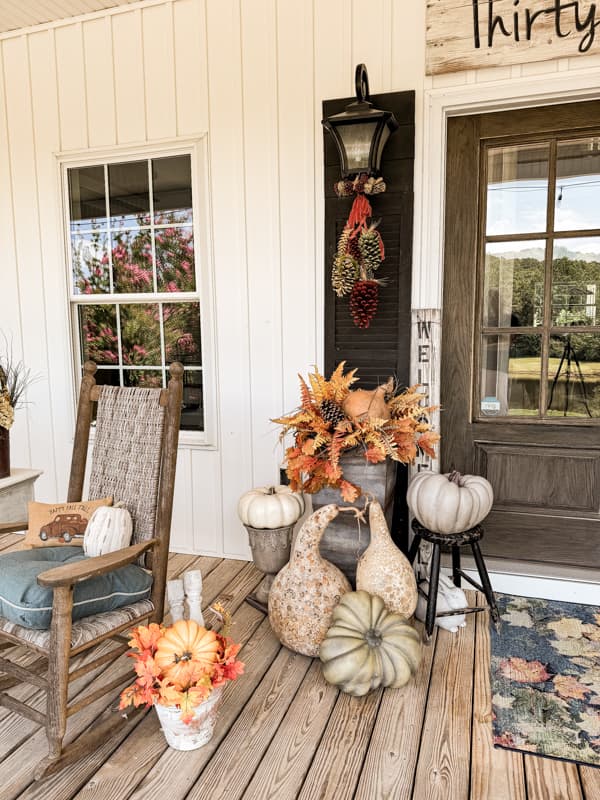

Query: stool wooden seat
[408,518,500,640]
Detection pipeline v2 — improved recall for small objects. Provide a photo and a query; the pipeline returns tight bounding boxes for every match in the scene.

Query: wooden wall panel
[142,3,177,141]
[173,0,208,135]
[55,24,88,151]
[82,17,117,147]
[112,9,145,143]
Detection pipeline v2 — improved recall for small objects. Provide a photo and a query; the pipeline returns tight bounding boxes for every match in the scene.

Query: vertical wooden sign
[426,0,600,75]
[410,308,441,479]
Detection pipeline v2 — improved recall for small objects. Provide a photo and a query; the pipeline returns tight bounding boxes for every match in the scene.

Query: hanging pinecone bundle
[349,280,379,329]
[319,398,347,428]
[332,226,359,297]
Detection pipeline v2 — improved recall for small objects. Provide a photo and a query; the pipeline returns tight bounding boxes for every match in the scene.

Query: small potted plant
[119,605,244,750]
[0,343,37,479]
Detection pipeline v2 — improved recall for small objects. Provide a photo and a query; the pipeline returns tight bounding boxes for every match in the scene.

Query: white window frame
[58,136,218,449]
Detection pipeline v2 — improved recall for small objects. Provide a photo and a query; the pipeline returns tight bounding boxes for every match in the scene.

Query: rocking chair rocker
[0,360,183,779]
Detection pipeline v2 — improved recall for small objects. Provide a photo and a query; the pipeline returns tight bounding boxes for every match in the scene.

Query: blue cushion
[0,547,153,629]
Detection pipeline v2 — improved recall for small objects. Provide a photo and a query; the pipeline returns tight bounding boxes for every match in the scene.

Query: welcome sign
[426,0,600,74]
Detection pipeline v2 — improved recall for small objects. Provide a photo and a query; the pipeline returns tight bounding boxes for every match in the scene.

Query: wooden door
[442,102,600,571]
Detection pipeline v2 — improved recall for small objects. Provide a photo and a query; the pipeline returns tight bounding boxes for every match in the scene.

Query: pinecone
[347,233,362,262]
[319,399,347,428]
[349,280,379,328]
[331,254,359,297]
[359,226,383,274]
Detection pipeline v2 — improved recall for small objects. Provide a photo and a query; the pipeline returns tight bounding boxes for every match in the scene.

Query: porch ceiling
[0,0,138,34]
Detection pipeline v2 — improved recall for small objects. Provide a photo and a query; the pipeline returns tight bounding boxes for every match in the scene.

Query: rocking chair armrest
[0,520,28,535]
[36,539,159,588]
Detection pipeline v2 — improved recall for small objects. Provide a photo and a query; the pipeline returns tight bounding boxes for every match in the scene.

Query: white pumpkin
[406,470,494,534]
[83,506,133,557]
[237,485,305,529]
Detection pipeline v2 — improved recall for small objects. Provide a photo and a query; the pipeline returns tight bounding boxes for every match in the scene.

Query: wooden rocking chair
[0,360,183,779]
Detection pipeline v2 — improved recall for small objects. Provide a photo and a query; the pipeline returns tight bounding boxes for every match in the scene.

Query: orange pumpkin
[155,620,221,688]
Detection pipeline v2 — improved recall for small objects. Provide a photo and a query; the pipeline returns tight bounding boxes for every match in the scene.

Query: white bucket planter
[154,686,223,750]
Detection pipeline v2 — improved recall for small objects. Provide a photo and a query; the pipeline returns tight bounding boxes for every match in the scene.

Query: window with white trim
[66,152,206,432]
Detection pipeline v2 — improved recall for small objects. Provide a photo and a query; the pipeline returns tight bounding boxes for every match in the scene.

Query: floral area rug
[490,593,600,767]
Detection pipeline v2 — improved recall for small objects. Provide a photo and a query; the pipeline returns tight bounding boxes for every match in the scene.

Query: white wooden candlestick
[183,569,204,626]
[166,579,185,622]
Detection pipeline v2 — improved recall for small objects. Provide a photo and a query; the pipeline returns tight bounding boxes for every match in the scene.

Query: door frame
[412,67,600,600]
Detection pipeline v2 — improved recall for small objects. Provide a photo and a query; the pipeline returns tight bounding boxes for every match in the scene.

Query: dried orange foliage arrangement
[273,363,439,502]
[119,607,244,723]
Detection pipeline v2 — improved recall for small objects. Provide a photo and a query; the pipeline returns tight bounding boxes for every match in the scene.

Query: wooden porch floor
[0,535,598,800]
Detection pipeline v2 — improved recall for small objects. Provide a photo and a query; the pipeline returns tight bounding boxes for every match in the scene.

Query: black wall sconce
[322,63,399,178]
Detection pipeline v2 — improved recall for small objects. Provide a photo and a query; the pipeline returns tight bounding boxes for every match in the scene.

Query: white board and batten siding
[0,0,426,559]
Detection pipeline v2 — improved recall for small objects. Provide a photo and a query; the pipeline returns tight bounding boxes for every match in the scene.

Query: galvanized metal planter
[310,450,397,585]
[244,523,295,609]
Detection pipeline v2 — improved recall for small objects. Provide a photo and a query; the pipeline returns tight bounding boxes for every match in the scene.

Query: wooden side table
[0,469,43,526]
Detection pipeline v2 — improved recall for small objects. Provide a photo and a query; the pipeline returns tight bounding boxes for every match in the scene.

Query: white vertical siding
[0,0,594,558]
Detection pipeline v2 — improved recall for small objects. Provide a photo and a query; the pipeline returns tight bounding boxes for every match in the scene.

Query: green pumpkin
[319,591,422,696]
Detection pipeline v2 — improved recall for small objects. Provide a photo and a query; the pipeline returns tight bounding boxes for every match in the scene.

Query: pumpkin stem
[448,470,463,486]
[267,487,276,495]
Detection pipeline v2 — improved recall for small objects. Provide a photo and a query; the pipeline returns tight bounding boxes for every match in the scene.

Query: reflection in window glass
[163,303,201,366]
[484,241,545,327]
[153,156,193,224]
[72,231,110,294]
[108,161,150,228]
[552,238,600,326]
[486,143,549,236]
[120,304,161,366]
[156,226,195,292]
[555,138,600,231]
[480,334,541,417]
[69,166,106,232]
[123,370,164,388]
[112,229,153,294]
[181,371,203,431]
[78,305,118,365]
[547,334,600,418]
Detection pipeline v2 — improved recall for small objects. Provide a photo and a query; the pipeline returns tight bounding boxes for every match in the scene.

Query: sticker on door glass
[481,396,501,416]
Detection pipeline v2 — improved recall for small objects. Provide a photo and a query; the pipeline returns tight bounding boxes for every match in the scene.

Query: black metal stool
[408,518,501,640]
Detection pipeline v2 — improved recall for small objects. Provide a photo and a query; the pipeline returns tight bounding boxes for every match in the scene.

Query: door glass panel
[547,333,600,418]
[486,143,549,236]
[480,334,541,417]
[483,241,545,327]
[552,238,600,326]
[555,137,600,231]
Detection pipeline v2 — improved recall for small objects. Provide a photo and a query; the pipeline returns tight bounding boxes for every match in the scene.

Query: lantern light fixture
[322,63,399,179]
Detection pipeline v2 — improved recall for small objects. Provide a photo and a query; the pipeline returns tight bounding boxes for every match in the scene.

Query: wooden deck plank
[470,592,526,800]
[296,687,383,800]
[580,766,600,799]
[524,755,584,800]
[185,648,312,800]
[241,659,339,800]
[353,621,437,800]
[411,594,477,800]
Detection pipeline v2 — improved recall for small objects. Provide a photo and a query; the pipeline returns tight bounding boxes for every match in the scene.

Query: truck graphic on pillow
[39,513,87,543]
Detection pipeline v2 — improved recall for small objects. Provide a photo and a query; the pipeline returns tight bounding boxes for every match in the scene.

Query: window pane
[112,229,154,293]
[108,161,150,228]
[555,137,600,231]
[153,156,193,224]
[78,305,118,365]
[181,370,203,430]
[155,226,195,292]
[92,368,121,386]
[547,334,600,418]
[123,369,164,388]
[552,238,600,326]
[163,303,201,366]
[119,304,161,366]
[69,166,106,232]
[72,232,110,294]
[484,241,545,327]
[486,143,549,236]
[480,334,541,417]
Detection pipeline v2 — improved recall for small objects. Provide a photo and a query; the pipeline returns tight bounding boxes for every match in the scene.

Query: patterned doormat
[491,593,600,767]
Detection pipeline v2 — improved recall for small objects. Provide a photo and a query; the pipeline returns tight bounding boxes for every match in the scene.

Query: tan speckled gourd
[356,499,417,619]
[268,504,352,657]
